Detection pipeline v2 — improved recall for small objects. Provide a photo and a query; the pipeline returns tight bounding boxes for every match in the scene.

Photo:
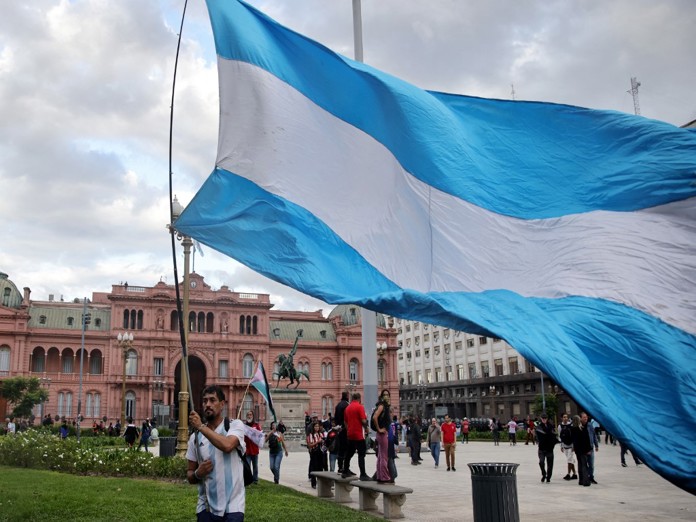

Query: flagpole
[353,0,379,421]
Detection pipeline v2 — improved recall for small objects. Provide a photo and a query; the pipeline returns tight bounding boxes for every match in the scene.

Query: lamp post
[416,382,427,418]
[171,196,192,457]
[117,332,134,431]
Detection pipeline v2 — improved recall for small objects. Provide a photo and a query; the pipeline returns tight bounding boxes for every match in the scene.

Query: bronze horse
[272,329,310,388]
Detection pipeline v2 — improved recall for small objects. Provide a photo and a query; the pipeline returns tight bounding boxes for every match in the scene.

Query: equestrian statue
[273,329,310,388]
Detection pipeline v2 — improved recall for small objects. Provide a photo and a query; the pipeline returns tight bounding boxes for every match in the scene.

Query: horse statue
[273,329,310,389]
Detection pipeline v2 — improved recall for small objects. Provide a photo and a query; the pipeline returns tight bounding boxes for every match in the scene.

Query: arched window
[326,362,333,380]
[322,396,334,417]
[349,359,359,382]
[188,311,196,332]
[39,315,47,324]
[197,312,205,333]
[206,312,214,333]
[125,349,138,376]
[239,315,245,334]
[246,315,252,335]
[123,309,129,329]
[321,363,326,380]
[252,316,258,335]
[242,395,253,417]
[31,347,45,373]
[130,309,137,330]
[242,353,254,378]
[170,310,179,331]
[67,316,74,326]
[137,310,144,330]
[125,391,136,419]
[62,348,74,373]
[86,392,101,418]
[89,350,103,375]
[0,346,10,374]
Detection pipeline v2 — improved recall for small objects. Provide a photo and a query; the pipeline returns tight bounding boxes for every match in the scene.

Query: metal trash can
[159,437,177,457]
[468,462,520,522]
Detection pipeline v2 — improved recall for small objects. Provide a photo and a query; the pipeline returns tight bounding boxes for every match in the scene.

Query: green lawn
[0,467,379,521]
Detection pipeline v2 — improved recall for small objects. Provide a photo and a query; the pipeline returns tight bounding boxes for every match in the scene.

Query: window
[242,395,253,417]
[62,351,74,373]
[94,318,102,327]
[468,363,477,379]
[423,334,430,342]
[494,358,503,376]
[242,354,254,378]
[466,338,475,348]
[322,396,334,417]
[434,347,440,356]
[414,337,420,346]
[89,351,103,374]
[406,352,412,361]
[407,371,412,385]
[443,329,450,338]
[86,392,101,418]
[435,370,442,383]
[414,322,420,330]
[424,348,430,358]
[398,353,403,360]
[526,361,536,373]
[455,341,462,350]
[126,349,138,376]
[320,330,327,339]
[58,391,73,417]
[154,357,164,377]
[126,391,135,418]
[39,315,47,324]
[207,312,214,333]
[0,346,9,374]
[479,336,487,345]
[170,310,179,331]
[457,364,465,380]
[481,361,490,378]
[415,349,421,358]
[67,317,74,326]
[446,368,453,381]
[349,359,359,381]
[508,357,519,374]
[378,359,386,383]
[493,337,502,343]
[219,360,228,379]
[321,362,333,380]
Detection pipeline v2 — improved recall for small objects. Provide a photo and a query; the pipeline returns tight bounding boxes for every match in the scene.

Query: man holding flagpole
[243,410,262,485]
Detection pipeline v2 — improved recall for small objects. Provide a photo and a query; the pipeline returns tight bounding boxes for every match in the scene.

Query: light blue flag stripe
[206,0,696,219]
[176,0,696,493]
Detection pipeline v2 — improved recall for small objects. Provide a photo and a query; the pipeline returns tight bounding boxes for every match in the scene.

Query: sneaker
[563,474,571,480]
[359,474,372,481]
[621,462,627,467]
[452,467,456,472]
[541,476,546,483]
[571,474,578,479]
[346,470,356,476]
[546,478,551,483]
[447,467,451,471]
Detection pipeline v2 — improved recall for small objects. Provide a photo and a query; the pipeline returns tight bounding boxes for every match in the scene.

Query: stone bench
[310,471,359,503]
[353,481,413,519]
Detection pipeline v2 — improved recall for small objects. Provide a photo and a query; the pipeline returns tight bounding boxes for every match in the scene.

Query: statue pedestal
[270,389,310,442]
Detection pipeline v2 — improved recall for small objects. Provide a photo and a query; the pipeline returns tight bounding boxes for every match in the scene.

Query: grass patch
[0,466,380,521]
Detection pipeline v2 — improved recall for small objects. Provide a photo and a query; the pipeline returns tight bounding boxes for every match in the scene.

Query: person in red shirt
[244,410,262,484]
[341,392,372,481]
[441,415,458,471]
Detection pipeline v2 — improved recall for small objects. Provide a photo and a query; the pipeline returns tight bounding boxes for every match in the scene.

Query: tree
[0,377,49,418]
[533,392,558,423]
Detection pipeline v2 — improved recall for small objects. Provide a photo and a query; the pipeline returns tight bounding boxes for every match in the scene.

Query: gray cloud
[1,0,694,312]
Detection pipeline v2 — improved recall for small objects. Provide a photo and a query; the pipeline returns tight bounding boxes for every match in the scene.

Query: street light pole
[117,332,134,431]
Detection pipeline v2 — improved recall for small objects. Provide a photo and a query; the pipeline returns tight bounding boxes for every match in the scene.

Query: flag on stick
[175,0,696,493]
[250,361,276,423]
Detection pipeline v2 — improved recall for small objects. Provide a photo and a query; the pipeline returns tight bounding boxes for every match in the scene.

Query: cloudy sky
[1,0,694,313]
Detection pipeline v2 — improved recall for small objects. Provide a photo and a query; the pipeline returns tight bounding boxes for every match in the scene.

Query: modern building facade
[392,316,578,422]
[0,271,399,427]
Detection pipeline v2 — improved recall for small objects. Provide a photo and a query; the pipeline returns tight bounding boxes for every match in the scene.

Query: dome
[0,272,23,309]
[328,304,387,327]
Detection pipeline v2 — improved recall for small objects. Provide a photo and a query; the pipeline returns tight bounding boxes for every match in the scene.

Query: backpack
[221,417,253,486]
[268,433,280,452]
[560,423,573,445]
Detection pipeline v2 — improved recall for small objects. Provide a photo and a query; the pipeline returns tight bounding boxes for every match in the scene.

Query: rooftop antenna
[627,77,641,115]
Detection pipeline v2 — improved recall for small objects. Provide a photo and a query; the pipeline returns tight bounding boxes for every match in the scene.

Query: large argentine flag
[176,0,696,492]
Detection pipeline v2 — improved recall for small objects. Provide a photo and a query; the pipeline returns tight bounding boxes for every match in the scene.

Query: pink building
[0,271,398,426]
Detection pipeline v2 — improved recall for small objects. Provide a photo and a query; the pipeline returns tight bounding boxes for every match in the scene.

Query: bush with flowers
[0,429,186,480]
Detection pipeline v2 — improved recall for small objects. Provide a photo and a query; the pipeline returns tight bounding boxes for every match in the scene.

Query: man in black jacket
[535,413,558,483]
[334,391,350,474]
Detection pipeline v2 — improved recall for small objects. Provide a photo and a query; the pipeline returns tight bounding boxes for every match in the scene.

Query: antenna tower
[627,77,641,115]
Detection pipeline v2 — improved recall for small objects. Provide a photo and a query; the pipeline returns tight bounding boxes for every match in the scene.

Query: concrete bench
[310,471,359,503]
[353,481,413,519]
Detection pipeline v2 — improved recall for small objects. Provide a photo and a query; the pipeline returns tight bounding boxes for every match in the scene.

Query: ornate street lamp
[117,332,134,431]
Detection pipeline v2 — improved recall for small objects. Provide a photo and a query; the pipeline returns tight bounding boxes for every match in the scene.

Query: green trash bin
[468,463,520,522]
[159,437,177,457]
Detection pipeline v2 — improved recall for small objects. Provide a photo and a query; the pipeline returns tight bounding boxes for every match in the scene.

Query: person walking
[426,418,441,468]
[535,413,558,483]
[461,417,470,444]
[341,392,372,481]
[407,416,422,465]
[137,418,151,452]
[244,410,262,485]
[187,385,246,521]
[265,421,288,484]
[507,417,518,446]
[558,413,577,480]
[441,415,457,471]
[620,440,642,467]
[123,417,139,449]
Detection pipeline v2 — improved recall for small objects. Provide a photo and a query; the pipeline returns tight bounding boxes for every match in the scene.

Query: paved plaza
[251,440,694,521]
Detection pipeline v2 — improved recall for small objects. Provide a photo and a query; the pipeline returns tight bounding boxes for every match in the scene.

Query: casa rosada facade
[0,271,398,427]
